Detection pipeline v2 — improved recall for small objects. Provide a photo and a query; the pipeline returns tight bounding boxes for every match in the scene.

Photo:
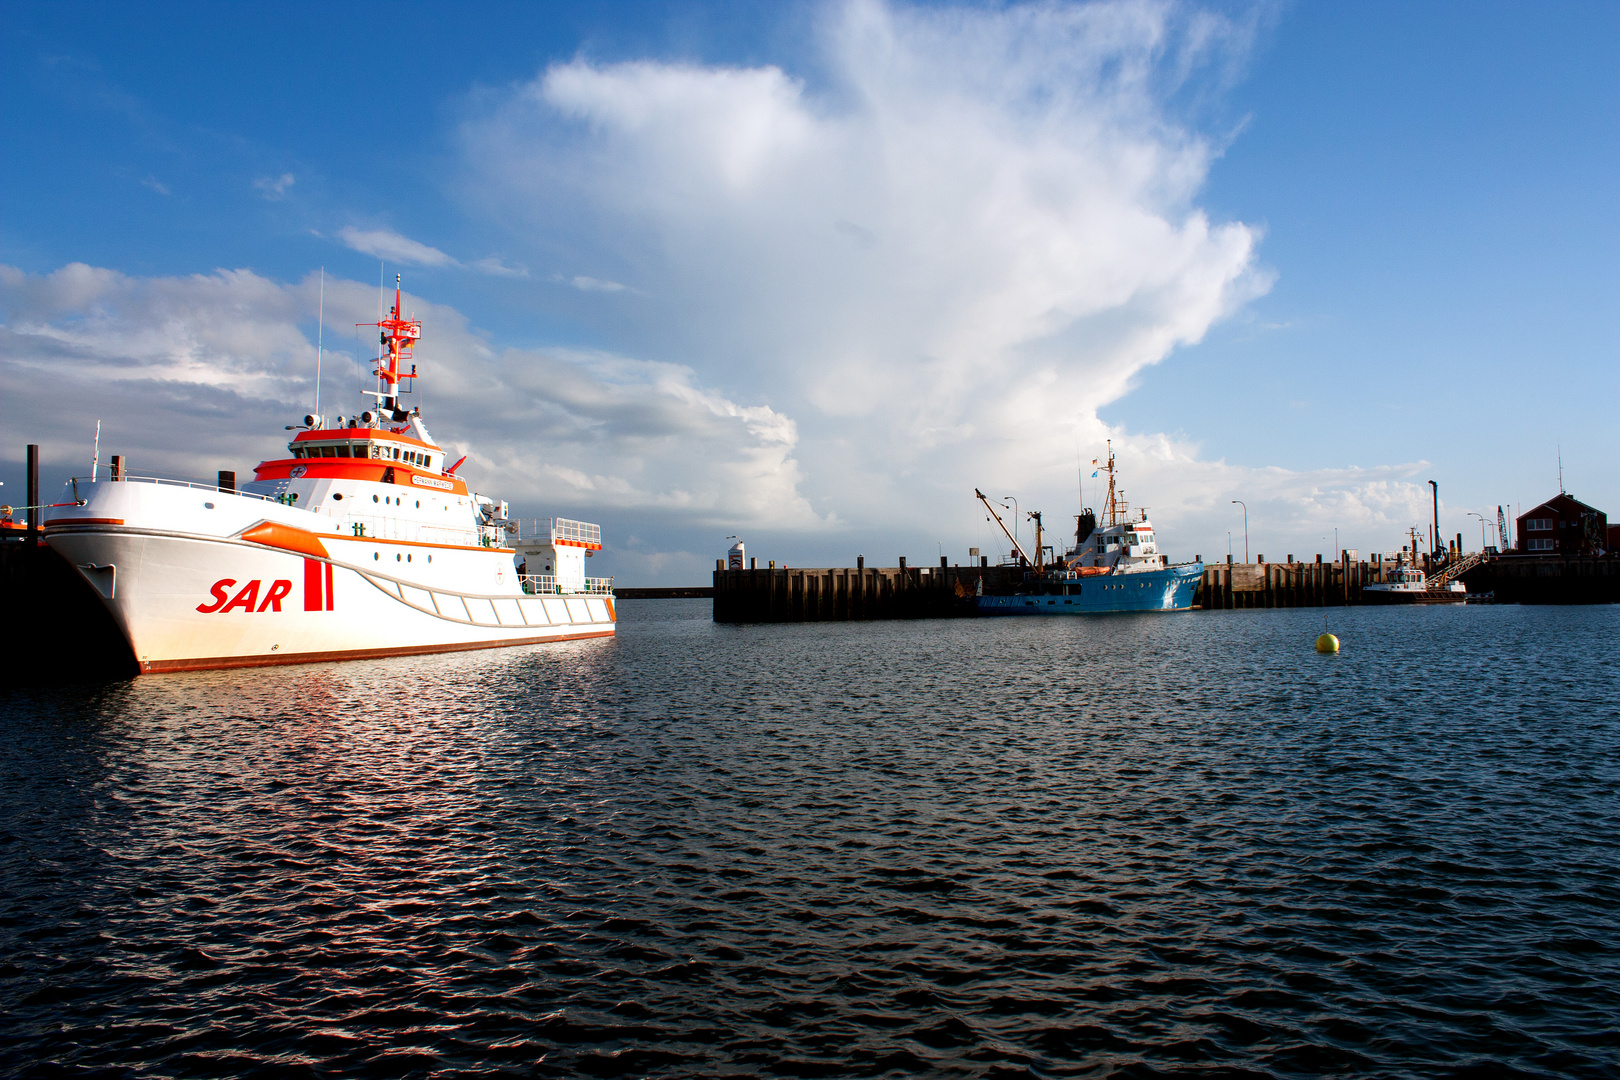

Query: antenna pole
[91,419,101,482]
[315,267,324,418]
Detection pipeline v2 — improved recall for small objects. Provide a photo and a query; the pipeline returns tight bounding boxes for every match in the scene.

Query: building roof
[1519,492,1604,519]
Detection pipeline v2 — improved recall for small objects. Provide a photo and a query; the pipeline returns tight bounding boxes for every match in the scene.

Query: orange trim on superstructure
[252,458,470,495]
[240,521,331,559]
[137,630,615,673]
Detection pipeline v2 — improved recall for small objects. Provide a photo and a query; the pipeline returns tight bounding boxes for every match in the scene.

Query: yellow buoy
[1316,633,1340,654]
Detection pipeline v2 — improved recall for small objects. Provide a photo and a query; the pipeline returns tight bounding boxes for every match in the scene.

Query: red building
[1515,493,1609,555]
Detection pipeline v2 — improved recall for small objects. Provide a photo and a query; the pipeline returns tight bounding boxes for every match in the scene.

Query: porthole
[332,492,343,501]
[373,494,379,503]
[407,554,412,562]
[427,555,432,563]
[373,552,379,561]
[415,500,420,508]
[396,553,401,562]
[203,502,215,509]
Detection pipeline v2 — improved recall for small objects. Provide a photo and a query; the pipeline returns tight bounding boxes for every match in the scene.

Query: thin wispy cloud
[253,172,295,200]
[338,226,457,267]
[470,256,529,278]
[337,227,529,279]
[140,176,169,195]
[568,275,628,293]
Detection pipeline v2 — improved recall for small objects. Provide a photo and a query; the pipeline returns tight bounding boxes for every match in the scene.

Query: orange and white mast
[361,275,420,423]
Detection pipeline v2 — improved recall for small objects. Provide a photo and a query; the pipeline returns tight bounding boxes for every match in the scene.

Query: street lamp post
[1231,500,1248,563]
[1467,512,1487,552]
[1429,480,1440,560]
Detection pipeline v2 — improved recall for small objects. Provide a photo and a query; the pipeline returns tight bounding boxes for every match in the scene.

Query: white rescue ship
[44,278,615,673]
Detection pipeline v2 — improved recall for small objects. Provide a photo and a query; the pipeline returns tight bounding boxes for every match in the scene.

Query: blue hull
[976,563,1204,615]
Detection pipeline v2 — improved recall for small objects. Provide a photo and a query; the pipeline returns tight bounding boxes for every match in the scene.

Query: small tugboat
[44,277,615,672]
[1362,560,1467,605]
[974,443,1203,615]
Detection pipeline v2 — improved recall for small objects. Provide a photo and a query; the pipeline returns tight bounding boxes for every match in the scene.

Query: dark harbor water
[3,602,1617,1079]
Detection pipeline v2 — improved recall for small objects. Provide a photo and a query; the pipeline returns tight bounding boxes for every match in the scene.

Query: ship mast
[361,275,421,423]
[1102,440,1120,527]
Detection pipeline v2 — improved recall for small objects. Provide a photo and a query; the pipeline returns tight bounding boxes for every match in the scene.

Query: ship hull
[45,484,614,674]
[975,564,1203,615]
[1360,587,1467,605]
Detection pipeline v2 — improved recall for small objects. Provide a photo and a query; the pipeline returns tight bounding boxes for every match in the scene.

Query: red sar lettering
[197,578,294,613]
[196,579,236,613]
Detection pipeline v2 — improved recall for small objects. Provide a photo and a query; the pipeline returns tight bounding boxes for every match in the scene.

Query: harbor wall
[1197,555,1371,610]
[1460,555,1619,604]
[712,553,1617,622]
[712,558,1378,622]
[713,563,994,623]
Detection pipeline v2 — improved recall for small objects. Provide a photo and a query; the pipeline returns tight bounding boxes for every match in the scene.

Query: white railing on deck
[519,575,614,596]
[71,475,276,502]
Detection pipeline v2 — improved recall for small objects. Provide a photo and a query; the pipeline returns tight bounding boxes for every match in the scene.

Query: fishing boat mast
[1100,441,1130,527]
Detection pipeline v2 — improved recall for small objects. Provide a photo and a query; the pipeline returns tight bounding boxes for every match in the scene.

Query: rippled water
[3,602,1617,1078]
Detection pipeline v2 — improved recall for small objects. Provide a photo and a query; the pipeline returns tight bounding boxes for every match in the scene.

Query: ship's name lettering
[411,474,455,490]
[197,578,294,613]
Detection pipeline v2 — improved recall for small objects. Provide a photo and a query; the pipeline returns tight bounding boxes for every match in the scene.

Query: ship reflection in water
[3,602,1617,1077]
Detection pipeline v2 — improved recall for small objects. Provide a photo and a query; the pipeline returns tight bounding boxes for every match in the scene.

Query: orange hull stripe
[240,522,331,559]
[45,517,125,527]
[137,630,615,673]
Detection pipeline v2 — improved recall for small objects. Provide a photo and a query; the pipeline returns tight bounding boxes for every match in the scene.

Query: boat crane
[976,489,1036,567]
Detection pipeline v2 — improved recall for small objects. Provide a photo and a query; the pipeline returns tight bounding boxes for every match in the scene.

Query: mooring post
[26,443,40,542]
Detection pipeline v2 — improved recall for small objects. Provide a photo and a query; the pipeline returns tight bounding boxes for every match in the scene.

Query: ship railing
[67,474,278,502]
[341,513,479,547]
[518,575,615,596]
[510,518,604,546]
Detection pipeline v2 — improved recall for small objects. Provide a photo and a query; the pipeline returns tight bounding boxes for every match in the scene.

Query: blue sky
[3,1,1616,580]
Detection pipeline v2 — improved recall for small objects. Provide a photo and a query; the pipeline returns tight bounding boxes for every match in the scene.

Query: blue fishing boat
[974,443,1203,615]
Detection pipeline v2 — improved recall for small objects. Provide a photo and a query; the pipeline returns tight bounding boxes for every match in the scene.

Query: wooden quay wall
[711,552,1618,622]
[1198,554,1376,610]
[713,561,1004,623]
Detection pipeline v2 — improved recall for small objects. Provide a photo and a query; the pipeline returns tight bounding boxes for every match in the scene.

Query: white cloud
[338,226,457,267]
[253,172,295,200]
[459,0,1285,556]
[0,263,820,533]
[140,175,170,195]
